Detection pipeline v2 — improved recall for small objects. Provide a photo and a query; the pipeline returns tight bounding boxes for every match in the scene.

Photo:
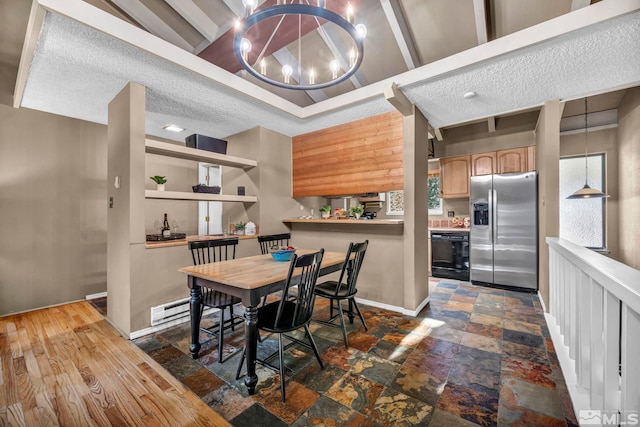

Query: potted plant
[150,175,167,191]
[320,205,331,219]
[234,221,246,236]
[349,204,364,220]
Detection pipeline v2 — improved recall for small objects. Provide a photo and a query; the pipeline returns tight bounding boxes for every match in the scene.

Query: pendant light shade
[567,97,609,199]
[566,183,609,199]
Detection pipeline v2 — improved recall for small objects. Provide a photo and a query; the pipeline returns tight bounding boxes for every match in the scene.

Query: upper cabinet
[471,152,496,176]
[469,146,535,176]
[526,146,536,172]
[496,147,527,174]
[440,155,471,198]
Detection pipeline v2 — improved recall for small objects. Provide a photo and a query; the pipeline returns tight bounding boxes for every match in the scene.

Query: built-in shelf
[146,190,257,203]
[145,138,257,169]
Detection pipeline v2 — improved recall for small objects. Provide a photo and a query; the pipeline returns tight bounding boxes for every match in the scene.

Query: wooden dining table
[178,249,347,395]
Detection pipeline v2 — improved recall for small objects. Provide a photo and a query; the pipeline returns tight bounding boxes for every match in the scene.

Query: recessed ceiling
[9,0,640,142]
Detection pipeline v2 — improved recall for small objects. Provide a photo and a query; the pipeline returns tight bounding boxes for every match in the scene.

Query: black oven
[431,231,470,281]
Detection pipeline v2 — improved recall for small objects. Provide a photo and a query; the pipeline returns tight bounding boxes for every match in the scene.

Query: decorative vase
[354,213,361,220]
[156,183,165,191]
[237,229,245,236]
[321,211,330,219]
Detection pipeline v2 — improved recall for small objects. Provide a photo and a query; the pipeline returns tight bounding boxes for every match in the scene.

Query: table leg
[244,304,259,395]
[189,284,203,359]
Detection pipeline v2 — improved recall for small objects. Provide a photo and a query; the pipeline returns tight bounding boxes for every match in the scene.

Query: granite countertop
[145,234,257,249]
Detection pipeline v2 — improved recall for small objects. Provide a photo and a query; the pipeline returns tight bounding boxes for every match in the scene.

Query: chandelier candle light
[566,97,610,199]
[234,0,366,90]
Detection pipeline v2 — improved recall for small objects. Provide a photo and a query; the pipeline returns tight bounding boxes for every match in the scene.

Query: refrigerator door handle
[492,189,498,244]
[487,189,493,243]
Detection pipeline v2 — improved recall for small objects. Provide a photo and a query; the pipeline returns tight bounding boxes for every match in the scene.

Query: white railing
[546,237,640,425]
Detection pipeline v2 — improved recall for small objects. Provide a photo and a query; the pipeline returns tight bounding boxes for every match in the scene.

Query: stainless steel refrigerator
[469,172,538,291]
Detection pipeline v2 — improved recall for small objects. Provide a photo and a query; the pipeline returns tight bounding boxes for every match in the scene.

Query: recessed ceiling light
[162,124,185,132]
[463,91,477,99]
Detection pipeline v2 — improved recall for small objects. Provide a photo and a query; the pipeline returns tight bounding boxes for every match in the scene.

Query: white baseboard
[130,317,190,340]
[354,296,430,317]
[543,311,588,423]
[86,291,107,300]
[129,307,221,340]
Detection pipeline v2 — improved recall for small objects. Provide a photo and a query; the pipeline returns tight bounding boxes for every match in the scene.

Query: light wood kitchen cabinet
[526,145,536,171]
[439,155,470,198]
[496,147,527,174]
[471,152,496,176]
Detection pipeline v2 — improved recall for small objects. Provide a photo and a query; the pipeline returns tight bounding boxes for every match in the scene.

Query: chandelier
[233,0,366,90]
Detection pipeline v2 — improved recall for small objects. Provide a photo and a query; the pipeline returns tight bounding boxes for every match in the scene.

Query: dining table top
[178,249,346,290]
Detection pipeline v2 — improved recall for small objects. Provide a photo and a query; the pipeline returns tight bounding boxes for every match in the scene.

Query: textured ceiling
[17,0,640,142]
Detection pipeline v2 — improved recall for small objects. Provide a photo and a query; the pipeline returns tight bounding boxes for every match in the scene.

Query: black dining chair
[236,249,325,402]
[313,240,368,348]
[257,233,292,305]
[188,238,243,363]
[258,233,291,254]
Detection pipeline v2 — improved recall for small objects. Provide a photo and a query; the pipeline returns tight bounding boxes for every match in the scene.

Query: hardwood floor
[0,301,229,426]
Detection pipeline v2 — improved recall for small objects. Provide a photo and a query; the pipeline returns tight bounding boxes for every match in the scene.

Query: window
[385,173,443,216]
[559,154,606,249]
[428,173,443,215]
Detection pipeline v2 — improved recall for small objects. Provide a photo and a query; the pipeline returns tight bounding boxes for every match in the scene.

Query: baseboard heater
[151,297,218,326]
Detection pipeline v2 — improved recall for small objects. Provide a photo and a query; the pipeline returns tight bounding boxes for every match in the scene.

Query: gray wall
[537,100,561,309]
[0,104,108,315]
[618,87,640,269]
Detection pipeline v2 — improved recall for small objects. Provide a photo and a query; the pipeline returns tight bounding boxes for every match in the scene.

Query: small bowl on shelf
[270,248,296,262]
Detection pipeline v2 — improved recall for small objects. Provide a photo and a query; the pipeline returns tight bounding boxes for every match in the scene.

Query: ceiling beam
[434,128,444,141]
[571,0,592,11]
[384,83,413,116]
[380,0,420,69]
[317,25,367,89]
[13,0,45,108]
[110,0,193,51]
[165,0,219,42]
[473,0,489,45]
[271,49,329,103]
[487,116,496,132]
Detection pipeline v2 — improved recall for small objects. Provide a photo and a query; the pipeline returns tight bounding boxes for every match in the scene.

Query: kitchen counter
[145,234,257,249]
[282,218,403,225]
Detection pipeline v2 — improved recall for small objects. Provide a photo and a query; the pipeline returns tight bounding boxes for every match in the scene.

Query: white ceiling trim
[380,0,419,69]
[165,0,219,42]
[109,0,193,52]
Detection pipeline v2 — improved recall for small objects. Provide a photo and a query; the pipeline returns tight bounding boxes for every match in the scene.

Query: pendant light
[566,97,609,199]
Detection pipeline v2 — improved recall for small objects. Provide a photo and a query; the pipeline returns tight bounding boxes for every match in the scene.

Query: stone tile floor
[119,280,577,426]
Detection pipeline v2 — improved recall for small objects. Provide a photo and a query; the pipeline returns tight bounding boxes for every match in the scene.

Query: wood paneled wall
[292,111,404,197]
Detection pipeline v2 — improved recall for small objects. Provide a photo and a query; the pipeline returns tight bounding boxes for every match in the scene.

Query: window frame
[559,153,607,251]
